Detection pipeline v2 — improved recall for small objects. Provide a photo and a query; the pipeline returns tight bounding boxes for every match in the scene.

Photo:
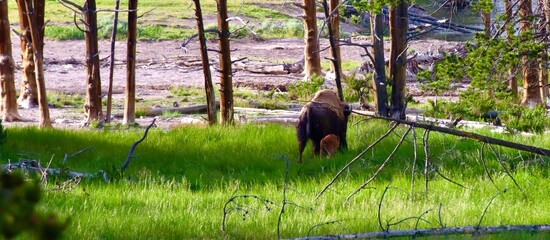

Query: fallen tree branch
[120,118,157,172]
[290,224,550,240]
[315,123,400,201]
[353,110,550,157]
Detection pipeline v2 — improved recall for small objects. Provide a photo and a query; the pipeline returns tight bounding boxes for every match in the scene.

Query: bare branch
[346,126,413,202]
[477,189,507,228]
[120,118,157,172]
[315,122,400,201]
[57,0,83,12]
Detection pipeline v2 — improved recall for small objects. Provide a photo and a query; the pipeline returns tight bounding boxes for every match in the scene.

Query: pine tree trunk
[371,12,388,117]
[194,0,217,125]
[124,0,137,125]
[389,1,408,119]
[0,0,22,121]
[519,0,542,107]
[302,0,323,79]
[15,0,38,109]
[83,0,103,124]
[24,0,51,128]
[216,0,234,125]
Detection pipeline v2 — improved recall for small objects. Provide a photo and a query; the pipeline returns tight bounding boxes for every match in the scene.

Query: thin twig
[346,126,412,202]
[315,122,399,201]
[63,146,95,165]
[438,202,445,228]
[480,142,498,190]
[377,183,391,232]
[411,126,418,199]
[477,189,507,228]
[486,143,524,194]
[120,118,157,172]
[277,155,290,240]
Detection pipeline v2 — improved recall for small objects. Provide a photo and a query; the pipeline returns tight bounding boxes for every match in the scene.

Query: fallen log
[3,160,96,178]
[292,224,550,240]
[112,102,219,118]
[353,110,550,157]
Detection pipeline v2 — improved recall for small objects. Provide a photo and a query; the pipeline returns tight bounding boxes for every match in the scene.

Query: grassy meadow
[7,0,302,41]
[2,119,550,239]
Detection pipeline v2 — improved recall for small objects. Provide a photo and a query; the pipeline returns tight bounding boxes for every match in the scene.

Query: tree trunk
[0,0,22,121]
[370,11,389,117]
[302,0,323,79]
[540,0,550,100]
[504,0,518,97]
[105,0,120,123]
[83,0,103,125]
[124,0,137,125]
[389,1,408,119]
[193,0,217,125]
[24,0,51,128]
[322,0,343,100]
[518,0,542,107]
[328,0,344,80]
[216,0,234,125]
[15,0,38,109]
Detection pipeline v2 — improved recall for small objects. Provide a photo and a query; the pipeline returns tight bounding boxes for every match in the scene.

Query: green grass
[7,0,298,40]
[1,120,550,239]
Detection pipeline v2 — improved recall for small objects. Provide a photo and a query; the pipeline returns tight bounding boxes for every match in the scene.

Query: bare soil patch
[5,38,463,129]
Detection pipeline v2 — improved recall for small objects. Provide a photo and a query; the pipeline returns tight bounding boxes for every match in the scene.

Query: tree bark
[24,0,51,128]
[389,1,409,119]
[519,0,542,107]
[370,11,389,117]
[504,0,518,97]
[15,0,38,109]
[124,0,137,125]
[302,0,323,79]
[216,0,234,125]
[193,0,217,125]
[328,0,344,80]
[83,0,103,125]
[540,0,550,100]
[105,0,120,123]
[322,0,343,100]
[0,0,22,121]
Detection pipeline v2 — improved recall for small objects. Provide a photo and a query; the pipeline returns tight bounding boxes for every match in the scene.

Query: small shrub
[343,73,369,103]
[287,75,325,101]
[501,106,550,133]
[0,172,69,239]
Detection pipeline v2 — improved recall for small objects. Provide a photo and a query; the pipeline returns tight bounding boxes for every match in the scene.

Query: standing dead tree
[14,0,40,109]
[320,0,344,101]
[23,0,51,128]
[216,0,234,125]
[193,0,217,125]
[0,0,22,122]
[58,0,103,126]
[123,0,137,125]
[316,111,549,201]
[105,0,121,123]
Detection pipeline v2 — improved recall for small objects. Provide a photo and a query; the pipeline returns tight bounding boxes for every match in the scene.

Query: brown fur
[320,134,339,158]
[297,89,351,162]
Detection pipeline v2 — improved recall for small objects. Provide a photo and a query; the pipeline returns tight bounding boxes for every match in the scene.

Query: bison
[296,89,351,162]
[320,134,340,158]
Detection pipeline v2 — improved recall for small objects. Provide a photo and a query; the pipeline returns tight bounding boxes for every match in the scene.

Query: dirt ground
[4,37,463,129]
